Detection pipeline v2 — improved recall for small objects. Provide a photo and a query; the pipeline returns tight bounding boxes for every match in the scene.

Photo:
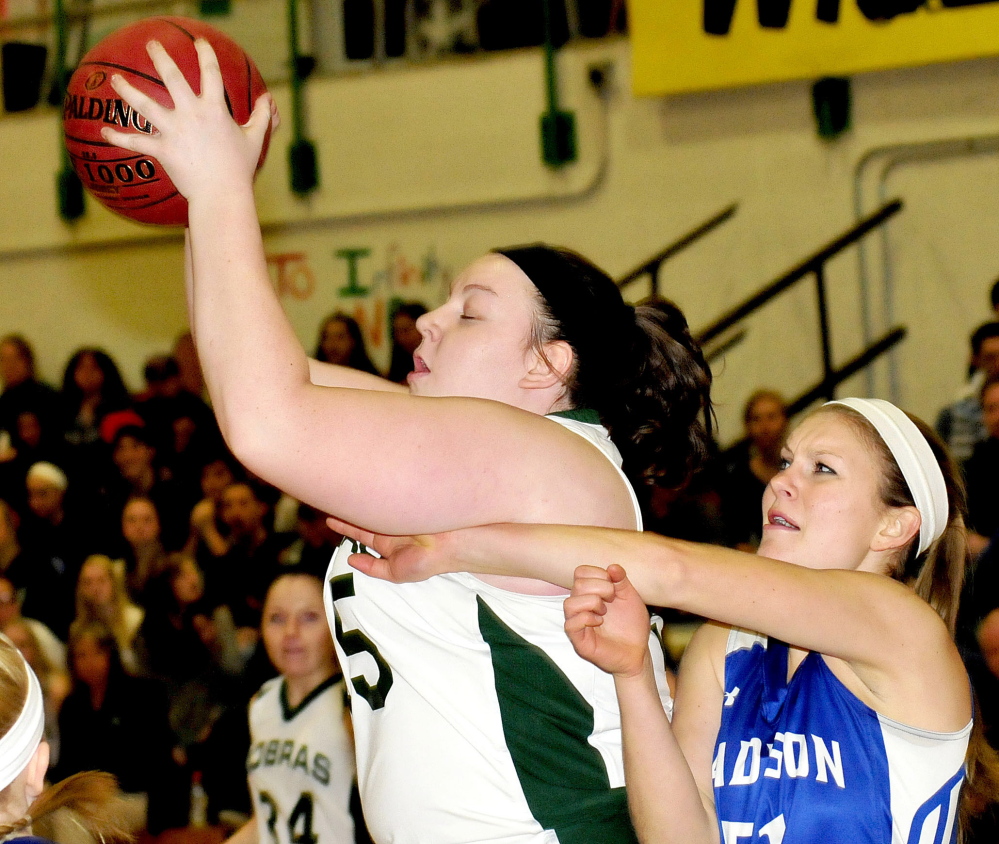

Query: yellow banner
[630,1,999,96]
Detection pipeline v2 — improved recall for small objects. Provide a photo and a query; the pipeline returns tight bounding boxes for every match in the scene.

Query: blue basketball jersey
[713,630,969,844]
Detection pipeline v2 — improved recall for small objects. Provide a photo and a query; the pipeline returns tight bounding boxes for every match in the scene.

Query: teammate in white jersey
[337,399,999,842]
[101,43,714,842]
[226,570,357,844]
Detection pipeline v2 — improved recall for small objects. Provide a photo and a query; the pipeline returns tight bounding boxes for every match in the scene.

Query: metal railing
[695,198,904,408]
[616,202,738,300]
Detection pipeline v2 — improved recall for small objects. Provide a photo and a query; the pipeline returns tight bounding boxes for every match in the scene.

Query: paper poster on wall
[629,1,999,96]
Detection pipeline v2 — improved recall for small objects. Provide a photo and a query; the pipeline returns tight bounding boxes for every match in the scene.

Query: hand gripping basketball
[101,39,276,209]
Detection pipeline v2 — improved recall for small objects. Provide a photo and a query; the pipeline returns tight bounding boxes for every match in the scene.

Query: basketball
[63,16,270,226]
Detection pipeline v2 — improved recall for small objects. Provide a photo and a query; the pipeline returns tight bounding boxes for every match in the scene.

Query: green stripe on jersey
[477,597,638,844]
[550,408,601,425]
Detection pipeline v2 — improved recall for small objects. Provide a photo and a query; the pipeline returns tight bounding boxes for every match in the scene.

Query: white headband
[0,639,45,792]
[825,398,948,556]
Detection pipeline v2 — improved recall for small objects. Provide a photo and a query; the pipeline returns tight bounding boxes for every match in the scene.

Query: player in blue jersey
[101,41,714,843]
[0,635,132,843]
[334,398,999,843]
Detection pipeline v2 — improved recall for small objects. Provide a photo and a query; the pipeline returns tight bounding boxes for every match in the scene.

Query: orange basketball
[63,16,270,226]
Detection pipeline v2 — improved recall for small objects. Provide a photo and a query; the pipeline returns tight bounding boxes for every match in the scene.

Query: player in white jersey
[338,398,999,842]
[103,47,714,840]
[326,412,672,843]
[227,570,357,844]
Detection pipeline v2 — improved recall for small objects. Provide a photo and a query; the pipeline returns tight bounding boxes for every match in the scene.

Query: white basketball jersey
[247,675,356,844]
[324,411,672,844]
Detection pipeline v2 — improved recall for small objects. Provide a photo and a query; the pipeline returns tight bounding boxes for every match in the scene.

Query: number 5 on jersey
[329,569,394,709]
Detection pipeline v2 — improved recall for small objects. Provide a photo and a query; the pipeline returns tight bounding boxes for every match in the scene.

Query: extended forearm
[187,188,310,443]
[445,524,677,594]
[615,664,718,844]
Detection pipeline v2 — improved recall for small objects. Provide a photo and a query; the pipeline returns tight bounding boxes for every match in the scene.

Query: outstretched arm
[564,565,719,844]
[102,41,633,536]
[336,520,968,729]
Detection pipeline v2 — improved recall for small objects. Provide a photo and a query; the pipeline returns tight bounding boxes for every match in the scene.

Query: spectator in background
[19,461,95,637]
[0,334,61,441]
[138,553,245,684]
[134,353,219,495]
[937,322,999,463]
[135,554,245,777]
[57,620,186,834]
[59,348,132,476]
[72,554,144,675]
[963,375,999,556]
[0,574,66,673]
[0,500,63,638]
[119,495,170,605]
[185,451,243,567]
[207,482,291,639]
[0,405,70,514]
[280,502,345,578]
[718,389,789,550]
[314,312,379,375]
[101,424,193,552]
[385,302,427,383]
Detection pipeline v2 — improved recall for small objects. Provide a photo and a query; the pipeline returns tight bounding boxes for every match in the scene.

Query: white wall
[3,35,999,443]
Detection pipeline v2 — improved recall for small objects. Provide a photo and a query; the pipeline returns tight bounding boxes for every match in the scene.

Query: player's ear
[23,740,49,806]
[521,340,573,391]
[871,505,920,553]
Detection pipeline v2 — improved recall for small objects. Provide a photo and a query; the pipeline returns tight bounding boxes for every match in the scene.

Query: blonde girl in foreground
[0,634,130,843]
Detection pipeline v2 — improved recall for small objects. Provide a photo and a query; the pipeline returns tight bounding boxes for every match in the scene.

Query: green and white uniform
[246,675,356,844]
[324,411,672,844]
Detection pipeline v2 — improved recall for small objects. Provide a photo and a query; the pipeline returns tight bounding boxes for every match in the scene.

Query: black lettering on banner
[329,570,394,710]
[703,0,791,34]
[698,0,999,34]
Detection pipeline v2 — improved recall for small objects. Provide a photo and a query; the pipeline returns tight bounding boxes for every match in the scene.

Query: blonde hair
[73,555,141,660]
[0,638,132,841]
